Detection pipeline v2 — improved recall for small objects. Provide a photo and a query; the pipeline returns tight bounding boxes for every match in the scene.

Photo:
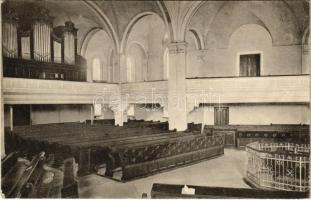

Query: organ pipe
[63,21,77,65]
[2,21,18,58]
[33,22,52,62]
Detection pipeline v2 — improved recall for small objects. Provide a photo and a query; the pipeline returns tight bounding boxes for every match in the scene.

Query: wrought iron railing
[3,57,87,82]
[246,142,310,192]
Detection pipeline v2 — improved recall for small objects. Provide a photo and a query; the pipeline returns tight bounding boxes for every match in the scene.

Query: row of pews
[188,123,309,148]
[1,151,78,198]
[6,120,225,181]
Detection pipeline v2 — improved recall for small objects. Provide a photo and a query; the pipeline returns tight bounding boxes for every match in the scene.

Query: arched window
[92,58,101,81]
[127,57,135,82]
[163,48,169,80]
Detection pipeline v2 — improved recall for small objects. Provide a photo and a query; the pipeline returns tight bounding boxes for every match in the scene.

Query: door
[13,105,31,126]
[214,107,229,126]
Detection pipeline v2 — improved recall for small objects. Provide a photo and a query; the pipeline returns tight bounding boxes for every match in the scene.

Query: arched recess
[85,29,115,82]
[80,27,102,57]
[156,0,175,42]
[228,23,301,76]
[83,1,119,52]
[126,42,147,82]
[186,0,301,48]
[181,1,206,42]
[92,58,102,81]
[187,29,203,50]
[121,12,167,54]
[205,6,273,49]
[124,13,167,81]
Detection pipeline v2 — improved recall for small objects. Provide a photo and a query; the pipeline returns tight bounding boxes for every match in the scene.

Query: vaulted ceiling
[3,0,309,53]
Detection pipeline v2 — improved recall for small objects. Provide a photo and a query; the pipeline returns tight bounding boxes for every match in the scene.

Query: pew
[1,151,79,198]
[2,152,45,198]
[103,133,225,181]
[61,157,79,198]
[1,151,19,177]
[150,183,309,199]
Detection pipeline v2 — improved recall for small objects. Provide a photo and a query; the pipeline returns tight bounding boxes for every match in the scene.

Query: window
[94,104,102,116]
[239,54,260,77]
[163,48,169,79]
[92,58,101,81]
[127,57,135,82]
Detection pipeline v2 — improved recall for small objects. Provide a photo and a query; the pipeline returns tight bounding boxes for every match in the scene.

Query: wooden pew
[61,157,79,198]
[103,133,225,181]
[1,151,19,177]
[2,152,45,198]
[150,183,309,198]
[2,152,79,198]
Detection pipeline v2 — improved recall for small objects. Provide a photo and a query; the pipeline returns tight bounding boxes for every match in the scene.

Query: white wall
[187,24,302,78]
[229,104,310,125]
[187,104,310,125]
[31,105,92,125]
[133,105,167,122]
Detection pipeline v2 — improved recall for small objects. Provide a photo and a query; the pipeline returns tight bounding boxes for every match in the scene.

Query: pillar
[167,42,188,131]
[114,110,124,126]
[302,44,310,74]
[90,104,94,125]
[9,106,13,131]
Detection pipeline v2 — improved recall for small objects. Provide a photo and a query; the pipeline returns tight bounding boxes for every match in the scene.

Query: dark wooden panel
[151,183,308,199]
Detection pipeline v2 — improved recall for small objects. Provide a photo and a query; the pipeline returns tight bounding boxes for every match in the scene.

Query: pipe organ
[2,2,86,82]
[2,10,18,58]
[2,3,78,65]
[33,22,52,62]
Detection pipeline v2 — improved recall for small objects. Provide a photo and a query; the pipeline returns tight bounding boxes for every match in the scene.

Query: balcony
[186,75,309,105]
[3,77,119,104]
[3,57,87,82]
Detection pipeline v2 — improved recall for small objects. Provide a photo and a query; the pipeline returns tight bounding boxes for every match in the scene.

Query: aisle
[78,149,249,198]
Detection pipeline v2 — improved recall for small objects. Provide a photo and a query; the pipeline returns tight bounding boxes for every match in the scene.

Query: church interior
[0,0,310,198]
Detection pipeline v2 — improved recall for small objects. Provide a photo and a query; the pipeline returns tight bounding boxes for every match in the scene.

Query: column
[90,104,94,125]
[111,52,127,126]
[9,106,13,131]
[114,110,124,126]
[167,42,188,131]
[302,43,310,74]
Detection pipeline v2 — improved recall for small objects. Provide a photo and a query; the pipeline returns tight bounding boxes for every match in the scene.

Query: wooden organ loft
[2,3,87,82]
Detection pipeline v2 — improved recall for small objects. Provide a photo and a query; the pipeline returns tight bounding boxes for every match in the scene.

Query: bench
[151,183,309,198]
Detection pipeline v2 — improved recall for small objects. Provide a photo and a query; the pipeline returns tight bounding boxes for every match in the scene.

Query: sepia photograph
[0,0,310,198]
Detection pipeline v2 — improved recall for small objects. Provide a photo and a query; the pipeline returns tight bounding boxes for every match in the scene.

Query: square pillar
[167,42,188,131]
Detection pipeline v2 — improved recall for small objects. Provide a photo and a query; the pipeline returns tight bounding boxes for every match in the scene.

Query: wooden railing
[3,57,87,82]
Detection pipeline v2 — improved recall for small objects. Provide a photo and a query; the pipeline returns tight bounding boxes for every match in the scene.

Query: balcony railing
[246,142,310,192]
[3,57,87,82]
